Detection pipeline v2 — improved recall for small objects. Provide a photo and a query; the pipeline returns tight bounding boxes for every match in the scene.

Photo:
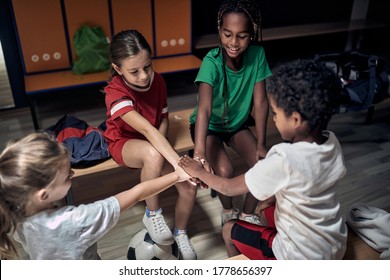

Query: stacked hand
[174,164,191,182]
[178,155,214,189]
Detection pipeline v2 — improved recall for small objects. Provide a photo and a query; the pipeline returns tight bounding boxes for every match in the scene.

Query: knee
[176,181,198,198]
[143,146,165,169]
[214,163,234,178]
[222,221,235,242]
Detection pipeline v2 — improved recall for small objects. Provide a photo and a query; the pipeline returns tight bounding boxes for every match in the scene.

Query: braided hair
[217,0,262,42]
[215,0,262,129]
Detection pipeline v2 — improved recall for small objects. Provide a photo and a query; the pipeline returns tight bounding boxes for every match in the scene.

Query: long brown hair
[108,30,152,81]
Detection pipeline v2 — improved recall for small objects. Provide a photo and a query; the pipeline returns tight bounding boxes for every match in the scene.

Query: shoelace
[150,214,170,233]
[175,234,193,251]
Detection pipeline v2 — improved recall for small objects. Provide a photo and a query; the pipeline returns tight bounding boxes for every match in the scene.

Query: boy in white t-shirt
[179,59,348,260]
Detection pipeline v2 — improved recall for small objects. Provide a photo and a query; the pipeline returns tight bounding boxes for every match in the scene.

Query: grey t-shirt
[14,196,120,259]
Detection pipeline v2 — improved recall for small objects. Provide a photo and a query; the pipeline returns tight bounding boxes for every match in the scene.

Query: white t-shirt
[14,196,120,259]
[245,131,347,259]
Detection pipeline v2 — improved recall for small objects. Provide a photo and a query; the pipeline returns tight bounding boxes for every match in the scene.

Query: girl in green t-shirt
[190,0,274,226]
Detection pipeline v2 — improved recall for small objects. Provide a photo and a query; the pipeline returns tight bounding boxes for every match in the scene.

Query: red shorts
[108,139,128,166]
[231,205,277,260]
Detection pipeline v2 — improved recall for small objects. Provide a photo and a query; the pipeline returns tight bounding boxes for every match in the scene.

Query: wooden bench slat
[25,70,110,94]
[166,108,194,153]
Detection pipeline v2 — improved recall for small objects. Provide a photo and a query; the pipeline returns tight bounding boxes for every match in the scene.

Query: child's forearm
[195,170,248,197]
[146,127,180,165]
[115,172,179,211]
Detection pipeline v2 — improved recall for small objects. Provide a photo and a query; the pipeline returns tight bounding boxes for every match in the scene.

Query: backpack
[314,51,389,113]
[72,25,110,75]
[46,115,110,167]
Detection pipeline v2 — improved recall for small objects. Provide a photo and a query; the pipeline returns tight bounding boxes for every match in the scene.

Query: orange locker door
[11,0,70,73]
[63,0,111,63]
[153,0,192,57]
[111,0,154,51]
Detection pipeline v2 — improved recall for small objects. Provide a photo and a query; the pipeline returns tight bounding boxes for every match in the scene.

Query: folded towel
[346,202,390,259]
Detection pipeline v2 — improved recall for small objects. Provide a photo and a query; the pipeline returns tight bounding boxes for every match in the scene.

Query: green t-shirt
[190,44,271,132]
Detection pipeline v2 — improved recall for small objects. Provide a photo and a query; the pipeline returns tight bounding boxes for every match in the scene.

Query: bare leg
[229,129,260,214]
[222,221,240,257]
[206,135,234,210]
[175,181,197,229]
[122,139,165,211]
[161,162,197,230]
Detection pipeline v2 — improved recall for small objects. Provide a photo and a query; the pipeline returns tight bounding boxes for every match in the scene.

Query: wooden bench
[66,108,194,204]
[194,20,388,50]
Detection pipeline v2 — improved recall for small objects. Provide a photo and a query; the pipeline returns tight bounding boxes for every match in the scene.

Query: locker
[11,0,70,73]
[63,0,111,63]
[154,0,192,57]
[111,0,154,52]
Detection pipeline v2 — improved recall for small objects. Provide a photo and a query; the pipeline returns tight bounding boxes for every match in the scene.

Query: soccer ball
[127,229,180,260]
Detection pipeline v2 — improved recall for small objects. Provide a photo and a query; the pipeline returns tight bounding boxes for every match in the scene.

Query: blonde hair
[0,132,69,259]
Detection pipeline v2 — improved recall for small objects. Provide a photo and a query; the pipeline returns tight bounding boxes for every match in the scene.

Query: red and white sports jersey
[103,73,168,143]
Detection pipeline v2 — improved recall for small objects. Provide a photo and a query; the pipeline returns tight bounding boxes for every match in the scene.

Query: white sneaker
[221,208,239,226]
[239,214,264,226]
[174,233,197,260]
[142,212,174,245]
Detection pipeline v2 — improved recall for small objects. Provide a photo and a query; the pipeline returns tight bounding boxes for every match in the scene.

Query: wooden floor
[1,82,389,259]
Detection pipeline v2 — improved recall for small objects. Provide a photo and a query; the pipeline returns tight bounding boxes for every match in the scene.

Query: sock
[146,207,162,218]
[174,228,187,236]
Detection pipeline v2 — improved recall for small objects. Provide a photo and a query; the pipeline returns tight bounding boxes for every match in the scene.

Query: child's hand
[179,155,212,189]
[178,155,204,177]
[174,164,191,182]
[256,146,268,160]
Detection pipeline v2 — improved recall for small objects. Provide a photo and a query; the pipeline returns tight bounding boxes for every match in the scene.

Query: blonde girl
[0,132,189,259]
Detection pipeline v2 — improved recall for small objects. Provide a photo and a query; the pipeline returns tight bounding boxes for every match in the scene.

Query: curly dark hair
[267,59,342,131]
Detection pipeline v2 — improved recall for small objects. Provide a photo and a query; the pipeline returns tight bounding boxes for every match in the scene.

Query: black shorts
[189,115,254,145]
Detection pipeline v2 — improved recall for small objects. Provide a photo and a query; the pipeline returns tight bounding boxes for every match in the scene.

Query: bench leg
[210,189,218,198]
[27,95,40,130]
[365,105,375,124]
